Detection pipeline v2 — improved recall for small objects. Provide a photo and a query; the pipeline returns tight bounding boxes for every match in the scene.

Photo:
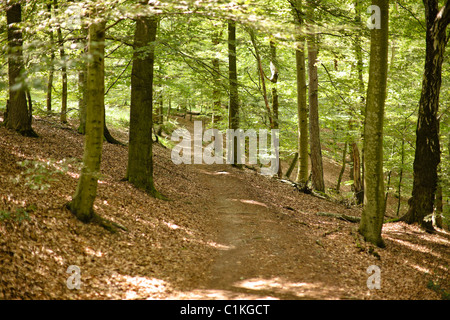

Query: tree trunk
[434,172,443,228]
[270,40,282,178]
[352,142,364,204]
[46,3,55,112]
[212,29,221,124]
[77,67,87,134]
[400,0,449,231]
[4,3,37,137]
[292,0,309,186]
[127,15,163,198]
[358,0,389,248]
[54,0,68,124]
[228,20,240,167]
[336,141,347,193]
[396,138,405,216]
[67,18,106,222]
[296,42,308,185]
[307,15,325,192]
[77,26,88,134]
[354,0,365,196]
[285,152,298,180]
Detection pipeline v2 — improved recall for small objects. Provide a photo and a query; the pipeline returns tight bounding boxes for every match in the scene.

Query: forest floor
[0,113,449,300]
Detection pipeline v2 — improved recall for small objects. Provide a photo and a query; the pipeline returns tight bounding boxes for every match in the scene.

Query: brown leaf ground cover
[0,114,448,300]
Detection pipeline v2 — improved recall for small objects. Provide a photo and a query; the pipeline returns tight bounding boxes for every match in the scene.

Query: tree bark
[400,0,450,231]
[270,40,282,178]
[54,0,68,124]
[4,2,37,137]
[336,141,347,193]
[307,12,325,192]
[67,17,106,222]
[352,142,364,204]
[212,29,221,124]
[228,20,240,167]
[127,15,163,198]
[358,0,389,248]
[46,3,55,112]
[291,0,309,186]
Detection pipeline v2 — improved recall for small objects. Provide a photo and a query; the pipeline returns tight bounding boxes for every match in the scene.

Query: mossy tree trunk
[358,0,389,248]
[67,18,106,222]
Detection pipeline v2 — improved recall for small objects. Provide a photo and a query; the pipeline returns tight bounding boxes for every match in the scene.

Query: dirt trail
[185,164,347,300]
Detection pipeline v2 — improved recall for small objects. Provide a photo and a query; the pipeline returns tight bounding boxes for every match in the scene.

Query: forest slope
[0,114,448,300]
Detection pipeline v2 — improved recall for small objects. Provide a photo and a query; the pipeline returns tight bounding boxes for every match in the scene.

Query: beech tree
[4,2,37,137]
[127,12,164,199]
[228,20,240,167]
[358,0,389,247]
[67,14,106,223]
[291,0,309,187]
[400,0,450,231]
[307,1,325,192]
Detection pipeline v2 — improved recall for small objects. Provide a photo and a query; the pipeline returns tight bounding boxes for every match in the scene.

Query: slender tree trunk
[166,95,171,121]
[212,29,221,124]
[396,138,405,216]
[127,15,163,198]
[249,30,273,129]
[307,14,325,192]
[291,0,309,186]
[354,0,365,200]
[67,18,106,222]
[400,0,449,231]
[336,141,348,193]
[434,170,443,228]
[358,0,389,248]
[54,0,68,124]
[228,20,240,167]
[270,40,282,178]
[4,3,37,137]
[46,3,55,112]
[77,25,88,134]
[285,152,298,180]
[352,142,364,204]
[77,67,87,134]
[296,42,308,185]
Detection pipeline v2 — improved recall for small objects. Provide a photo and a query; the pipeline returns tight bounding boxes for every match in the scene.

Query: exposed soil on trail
[0,114,449,300]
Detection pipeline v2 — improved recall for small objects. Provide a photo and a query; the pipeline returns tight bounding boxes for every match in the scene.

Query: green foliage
[0,208,31,223]
[12,158,81,191]
[427,279,450,300]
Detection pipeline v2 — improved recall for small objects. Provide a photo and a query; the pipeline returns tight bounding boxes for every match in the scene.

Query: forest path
[178,163,344,300]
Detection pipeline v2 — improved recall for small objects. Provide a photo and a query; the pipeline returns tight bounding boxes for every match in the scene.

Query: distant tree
[46,2,55,112]
[4,2,37,137]
[290,0,309,187]
[228,20,240,167]
[54,0,68,124]
[358,0,389,247]
[307,1,325,192]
